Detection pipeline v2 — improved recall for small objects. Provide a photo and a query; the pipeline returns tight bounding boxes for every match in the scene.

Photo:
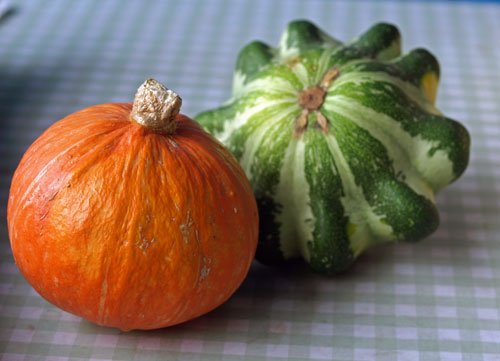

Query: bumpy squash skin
[196,20,470,275]
[7,104,259,330]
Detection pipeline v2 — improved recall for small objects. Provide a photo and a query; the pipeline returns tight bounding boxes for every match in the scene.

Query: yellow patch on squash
[420,72,438,104]
[347,222,357,238]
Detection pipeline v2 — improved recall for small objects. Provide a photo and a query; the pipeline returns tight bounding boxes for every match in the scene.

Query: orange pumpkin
[7,79,259,331]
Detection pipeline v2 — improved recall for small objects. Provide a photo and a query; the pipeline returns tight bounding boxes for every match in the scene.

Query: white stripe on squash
[285,48,336,88]
[323,134,395,256]
[229,73,297,104]
[314,48,336,84]
[333,71,441,115]
[326,95,454,192]
[326,96,435,201]
[278,29,298,60]
[231,71,247,100]
[375,38,402,60]
[274,138,315,260]
[242,76,298,96]
[290,62,310,87]
[239,104,299,182]
[215,96,295,144]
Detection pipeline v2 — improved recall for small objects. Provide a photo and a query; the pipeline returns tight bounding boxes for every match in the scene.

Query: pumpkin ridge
[40,126,145,323]
[118,137,180,327]
[8,124,130,236]
[97,260,111,324]
[165,136,257,321]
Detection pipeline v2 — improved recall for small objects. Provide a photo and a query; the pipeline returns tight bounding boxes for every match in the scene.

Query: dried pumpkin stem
[131,78,182,134]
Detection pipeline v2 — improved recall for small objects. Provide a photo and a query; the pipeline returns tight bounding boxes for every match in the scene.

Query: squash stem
[293,67,339,137]
[131,79,182,134]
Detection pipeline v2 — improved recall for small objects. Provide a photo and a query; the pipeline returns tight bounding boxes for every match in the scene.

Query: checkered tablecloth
[1,0,500,360]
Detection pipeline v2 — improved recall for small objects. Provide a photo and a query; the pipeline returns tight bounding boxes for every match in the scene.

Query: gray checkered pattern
[1,0,500,360]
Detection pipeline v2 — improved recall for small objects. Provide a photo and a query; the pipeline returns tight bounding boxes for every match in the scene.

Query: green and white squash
[196,20,470,274]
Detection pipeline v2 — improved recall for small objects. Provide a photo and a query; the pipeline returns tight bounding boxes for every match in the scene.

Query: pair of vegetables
[7,21,470,331]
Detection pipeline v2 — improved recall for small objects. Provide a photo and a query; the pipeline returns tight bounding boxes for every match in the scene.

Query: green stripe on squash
[196,20,470,275]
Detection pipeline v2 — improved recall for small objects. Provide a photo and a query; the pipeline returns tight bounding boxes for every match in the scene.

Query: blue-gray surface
[1,1,500,360]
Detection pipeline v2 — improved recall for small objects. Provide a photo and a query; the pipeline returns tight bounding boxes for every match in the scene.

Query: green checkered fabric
[1,0,500,360]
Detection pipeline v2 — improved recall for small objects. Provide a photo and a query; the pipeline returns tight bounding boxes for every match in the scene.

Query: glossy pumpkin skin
[7,103,258,331]
[196,21,470,275]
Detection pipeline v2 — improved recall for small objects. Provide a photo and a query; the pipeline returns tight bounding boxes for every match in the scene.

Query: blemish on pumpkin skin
[166,138,179,150]
[179,211,194,243]
[137,237,156,253]
[136,222,157,254]
[199,257,212,281]
[199,264,210,280]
